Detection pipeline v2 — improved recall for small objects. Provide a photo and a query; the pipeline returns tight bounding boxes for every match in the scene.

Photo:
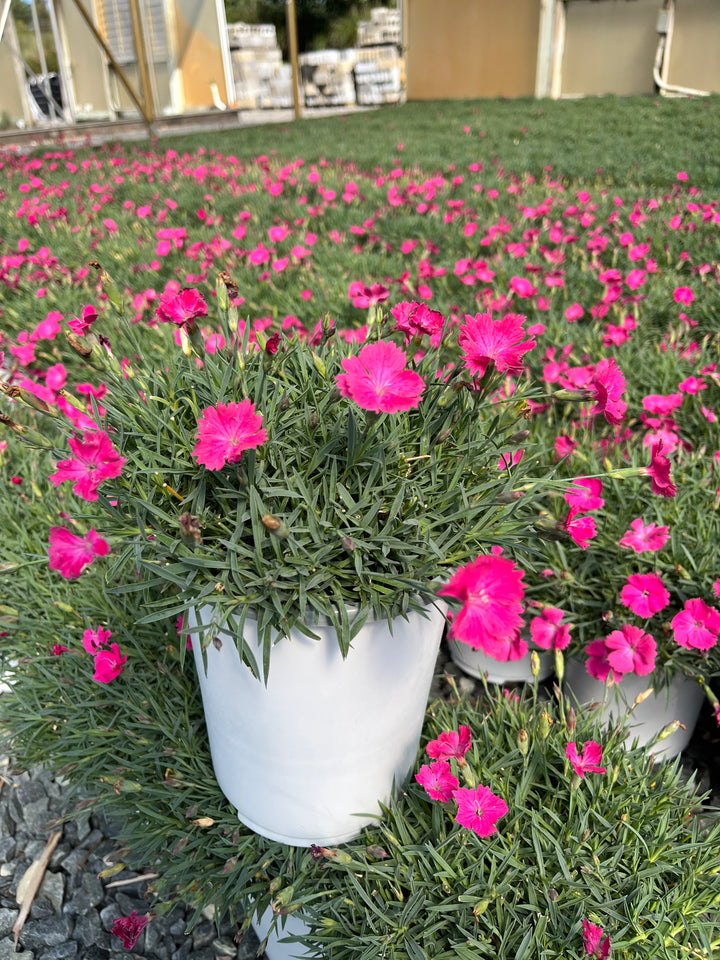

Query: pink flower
[529,607,571,651]
[619,518,669,553]
[49,431,126,501]
[566,741,606,778]
[564,478,604,511]
[620,573,670,618]
[589,358,626,425]
[336,340,425,414]
[66,304,98,336]
[605,625,657,676]
[82,625,112,654]
[673,286,694,305]
[453,784,508,837]
[48,527,110,579]
[155,288,207,327]
[348,282,389,308]
[563,508,597,550]
[426,726,472,763]
[192,401,267,471]
[438,552,525,655]
[110,912,150,950]
[415,760,459,803]
[92,643,127,683]
[391,301,445,342]
[671,598,720,651]
[585,639,621,683]
[582,920,611,959]
[457,311,535,378]
[52,644,70,656]
[647,442,677,498]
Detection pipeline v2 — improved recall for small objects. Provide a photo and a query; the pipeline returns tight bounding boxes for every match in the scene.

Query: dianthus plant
[4,270,564,675]
[270,671,720,960]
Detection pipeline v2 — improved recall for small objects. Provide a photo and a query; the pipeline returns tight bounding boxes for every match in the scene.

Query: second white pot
[448,639,553,684]
[563,659,704,760]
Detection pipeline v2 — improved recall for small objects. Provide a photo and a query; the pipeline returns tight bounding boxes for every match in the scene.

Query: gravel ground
[2,655,719,960]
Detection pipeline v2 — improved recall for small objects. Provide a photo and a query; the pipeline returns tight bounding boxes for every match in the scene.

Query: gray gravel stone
[73,910,109,951]
[19,915,74,950]
[38,872,65,915]
[0,940,33,960]
[0,909,17,939]
[40,941,79,960]
[66,873,104,915]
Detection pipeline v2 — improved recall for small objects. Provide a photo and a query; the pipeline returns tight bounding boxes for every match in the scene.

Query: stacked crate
[353,45,404,105]
[298,50,357,108]
[356,7,401,48]
[228,22,296,109]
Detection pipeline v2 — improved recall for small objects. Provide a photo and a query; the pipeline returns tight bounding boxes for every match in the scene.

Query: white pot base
[449,639,553,684]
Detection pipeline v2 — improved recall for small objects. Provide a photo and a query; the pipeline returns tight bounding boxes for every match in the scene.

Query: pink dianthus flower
[529,606,571,651]
[336,340,425,414]
[82,625,113,654]
[605,624,657,676]
[647,441,677,498]
[48,527,109,579]
[619,518,669,553]
[457,311,535,378]
[671,598,720,651]
[155,287,207,327]
[563,508,597,550]
[564,477,604,512]
[92,643,127,683]
[588,357,626,425]
[585,638,622,683]
[438,552,525,657]
[110,912,150,950]
[49,430,125,501]
[192,400,267,471]
[582,920,611,959]
[566,740,606,778]
[415,760,459,803]
[620,573,670,618]
[426,726,472,763]
[453,784,508,837]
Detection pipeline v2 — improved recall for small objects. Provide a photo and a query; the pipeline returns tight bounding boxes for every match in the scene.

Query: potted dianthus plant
[2,270,606,846]
[526,443,720,759]
[244,669,720,960]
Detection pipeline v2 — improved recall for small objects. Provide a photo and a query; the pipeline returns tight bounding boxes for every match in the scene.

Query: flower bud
[517,729,529,756]
[473,899,490,920]
[554,648,565,685]
[657,719,685,741]
[65,331,94,358]
[538,711,553,740]
[179,512,203,547]
[268,876,284,896]
[566,706,576,735]
[0,413,27,436]
[271,885,295,912]
[312,352,327,378]
[262,514,290,539]
[530,651,540,678]
[630,687,654,710]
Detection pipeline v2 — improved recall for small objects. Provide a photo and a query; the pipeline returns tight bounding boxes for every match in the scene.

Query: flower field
[1,95,720,956]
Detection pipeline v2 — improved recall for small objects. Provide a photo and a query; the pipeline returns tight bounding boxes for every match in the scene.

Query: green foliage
[284,683,720,959]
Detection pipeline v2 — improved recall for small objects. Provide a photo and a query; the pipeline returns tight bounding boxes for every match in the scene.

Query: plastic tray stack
[228,22,297,109]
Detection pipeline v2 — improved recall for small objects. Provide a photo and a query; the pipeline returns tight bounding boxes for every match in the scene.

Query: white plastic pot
[448,639,553,684]
[251,905,314,960]
[187,602,445,846]
[563,659,704,760]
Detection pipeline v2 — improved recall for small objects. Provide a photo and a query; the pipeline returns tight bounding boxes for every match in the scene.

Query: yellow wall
[561,0,658,97]
[173,0,229,110]
[666,0,720,94]
[0,17,28,125]
[406,0,541,100]
[55,0,110,118]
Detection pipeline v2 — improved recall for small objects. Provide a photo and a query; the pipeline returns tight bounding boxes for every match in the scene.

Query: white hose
[653,34,709,98]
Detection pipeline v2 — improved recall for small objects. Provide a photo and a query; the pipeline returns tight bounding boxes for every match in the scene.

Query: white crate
[228,21,277,50]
